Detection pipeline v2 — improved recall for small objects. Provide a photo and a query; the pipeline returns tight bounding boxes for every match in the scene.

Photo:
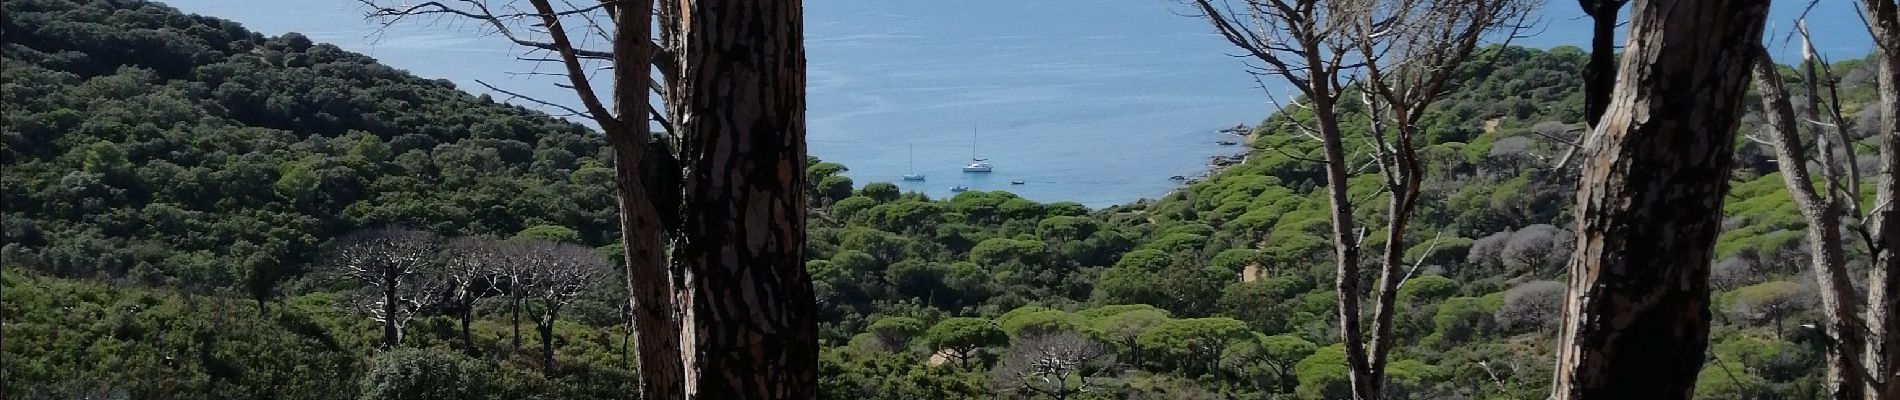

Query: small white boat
[950,185,970,192]
[902,145,926,181]
[1010,180,1025,185]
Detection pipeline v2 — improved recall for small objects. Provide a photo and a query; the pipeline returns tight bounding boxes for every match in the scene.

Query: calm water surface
[161,1,1870,208]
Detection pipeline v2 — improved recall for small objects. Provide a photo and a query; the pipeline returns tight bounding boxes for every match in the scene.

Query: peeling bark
[1549,0,1769,398]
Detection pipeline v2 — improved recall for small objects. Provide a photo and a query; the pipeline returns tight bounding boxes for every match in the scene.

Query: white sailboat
[902,145,926,181]
[962,126,993,173]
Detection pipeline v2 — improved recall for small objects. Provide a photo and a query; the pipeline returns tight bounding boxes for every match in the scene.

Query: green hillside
[2,0,1887,399]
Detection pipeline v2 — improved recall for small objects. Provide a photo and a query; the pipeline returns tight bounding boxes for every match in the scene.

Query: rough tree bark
[588,0,688,398]
[1548,0,1769,398]
[1864,2,1900,398]
[669,1,819,398]
[1749,48,1865,400]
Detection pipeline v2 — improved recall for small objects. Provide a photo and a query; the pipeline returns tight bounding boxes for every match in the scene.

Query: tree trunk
[540,319,557,376]
[1580,0,1625,127]
[1870,54,1900,400]
[671,1,819,398]
[1548,0,1769,398]
[594,0,692,399]
[1365,104,1424,400]
[461,306,474,350]
[382,276,400,349]
[1313,92,1375,400]
[1865,1,1900,394]
[511,294,522,352]
[1751,49,1868,400]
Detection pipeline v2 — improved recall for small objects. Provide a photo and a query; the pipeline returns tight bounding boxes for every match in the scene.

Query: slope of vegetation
[1,0,1887,399]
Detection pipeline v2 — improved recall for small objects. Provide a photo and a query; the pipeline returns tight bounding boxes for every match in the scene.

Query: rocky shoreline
[1169,124,1255,185]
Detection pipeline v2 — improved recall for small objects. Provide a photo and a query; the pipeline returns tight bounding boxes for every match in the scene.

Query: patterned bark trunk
[672,0,819,398]
[1549,0,1769,398]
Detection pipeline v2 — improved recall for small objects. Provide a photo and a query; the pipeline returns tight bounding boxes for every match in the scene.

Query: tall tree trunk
[1364,99,1426,400]
[540,319,556,376]
[1864,2,1900,396]
[511,294,522,352]
[1312,92,1375,399]
[612,133,687,399]
[1548,0,1769,398]
[382,277,400,349]
[597,0,690,398]
[461,307,473,350]
[1750,51,1867,400]
[1870,35,1900,400]
[672,1,819,398]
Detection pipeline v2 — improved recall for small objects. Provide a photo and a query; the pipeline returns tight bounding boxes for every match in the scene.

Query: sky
[157,0,1876,206]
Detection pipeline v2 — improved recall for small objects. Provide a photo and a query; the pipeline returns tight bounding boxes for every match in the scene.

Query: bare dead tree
[994,333,1116,400]
[1547,0,1770,398]
[443,237,505,350]
[360,1,816,398]
[487,240,542,353]
[324,227,442,349]
[1346,0,1533,396]
[1751,36,1870,399]
[1859,0,1900,397]
[1188,0,1528,397]
[517,241,613,376]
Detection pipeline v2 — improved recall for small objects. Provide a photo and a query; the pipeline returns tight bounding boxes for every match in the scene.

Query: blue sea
[163,0,1871,208]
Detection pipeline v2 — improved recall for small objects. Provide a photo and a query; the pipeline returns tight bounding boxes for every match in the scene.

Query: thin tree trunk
[461,307,473,350]
[511,294,521,352]
[1549,0,1769,398]
[612,133,687,400]
[1751,50,1866,400]
[590,0,690,398]
[1864,1,1900,394]
[671,1,819,398]
[382,277,400,349]
[540,319,556,376]
[1364,98,1425,400]
[1313,92,1374,399]
[1869,38,1900,400]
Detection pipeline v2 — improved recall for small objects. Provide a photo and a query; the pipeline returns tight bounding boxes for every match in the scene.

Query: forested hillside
[1,0,1888,399]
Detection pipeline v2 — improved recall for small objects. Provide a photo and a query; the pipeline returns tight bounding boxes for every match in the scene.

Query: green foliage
[923,317,1007,367]
[358,348,495,400]
[860,182,901,203]
[832,196,878,220]
[819,175,857,204]
[1294,344,1352,399]
[2,0,619,289]
[1429,296,1493,345]
[1397,275,1458,305]
[1036,216,1100,241]
[996,308,1088,337]
[1138,317,1250,374]
[868,316,927,350]
[513,225,581,244]
[808,162,849,184]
